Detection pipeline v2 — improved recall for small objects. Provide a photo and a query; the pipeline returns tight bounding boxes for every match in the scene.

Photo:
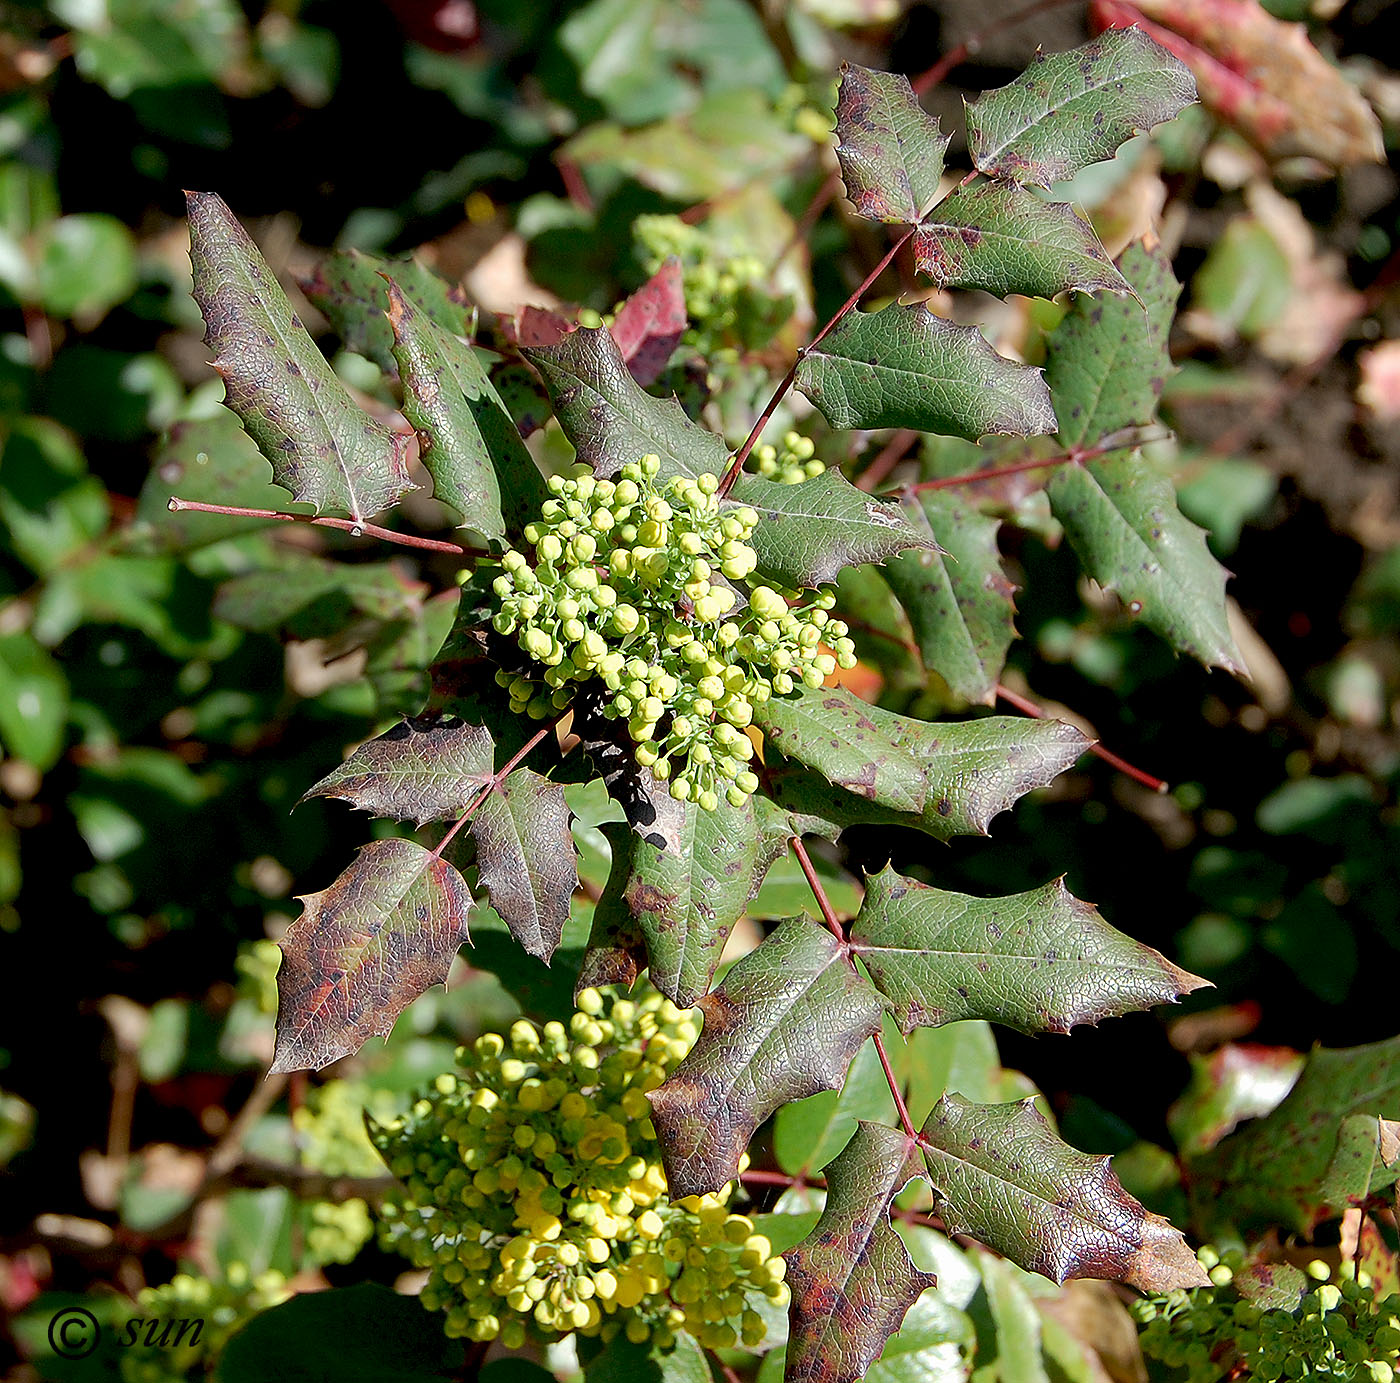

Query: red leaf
[507,305,576,348]
[610,257,686,386]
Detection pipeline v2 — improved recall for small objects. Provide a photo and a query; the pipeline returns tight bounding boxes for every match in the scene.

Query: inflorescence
[371,986,788,1351]
[488,454,855,810]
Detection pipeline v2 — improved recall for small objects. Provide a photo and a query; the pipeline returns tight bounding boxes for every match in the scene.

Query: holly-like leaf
[300,248,468,374]
[881,491,1016,705]
[526,327,730,481]
[386,278,544,536]
[833,63,949,224]
[470,768,577,964]
[648,915,887,1198]
[850,865,1207,1036]
[610,257,686,386]
[575,823,650,996]
[299,718,494,827]
[913,182,1132,300]
[1045,242,1242,672]
[185,191,414,523]
[271,838,472,1074]
[1190,1037,1400,1234]
[785,1122,938,1383]
[965,29,1196,186]
[742,469,938,590]
[795,304,1056,442]
[617,793,759,1007]
[920,1094,1208,1291]
[1167,1042,1305,1158]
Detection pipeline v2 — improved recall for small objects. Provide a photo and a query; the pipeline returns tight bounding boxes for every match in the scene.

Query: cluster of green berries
[488,455,856,810]
[749,430,826,485]
[1134,1246,1400,1382]
[371,986,788,1352]
[118,1264,288,1383]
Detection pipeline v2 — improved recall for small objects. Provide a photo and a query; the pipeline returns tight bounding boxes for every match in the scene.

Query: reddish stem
[995,682,1169,793]
[856,428,920,493]
[717,225,918,498]
[873,1031,918,1139]
[166,497,478,556]
[741,1167,821,1189]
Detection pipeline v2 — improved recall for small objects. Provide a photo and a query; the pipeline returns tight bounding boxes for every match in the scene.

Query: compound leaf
[300,718,494,827]
[785,1122,938,1383]
[186,191,414,523]
[833,63,949,224]
[271,839,472,1074]
[850,865,1207,1036]
[913,181,1131,300]
[470,768,577,964]
[881,492,1016,705]
[795,304,1056,442]
[965,29,1196,186]
[387,277,544,536]
[648,915,886,1198]
[920,1094,1208,1291]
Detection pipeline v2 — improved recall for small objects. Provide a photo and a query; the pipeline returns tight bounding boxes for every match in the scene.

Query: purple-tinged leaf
[649,915,887,1198]
[833,63,949,224]
[920,1094,1208,1291]
[965,29,1196,186]
[299,718,494,827]
[610,257,686,385]
[271,838,471,1074]
[470,768,577,964]
[850,865,1207,1036]
[186,191,414,523]
[913,181,1132,300]
[795,304,1057,442]
[575,823,650,998]
[785,1122,937,1383]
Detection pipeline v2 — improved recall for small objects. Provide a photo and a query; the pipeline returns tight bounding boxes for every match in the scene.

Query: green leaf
[795,304,1056,442]
[965,29,1196,186]
[37,213,138,320]
[470,769,578,964]
[271,839,472,1073]
[903,1021,1019,1126]
[216,1283,464,1383]
[919,1094,1207,1291]
[300,718,495,826]
[300,248,467,374]
[785,1122,938,1383]
[851,864,1206,1036]
[978,1254,1050,1383]
[0,416,109,575]
[913,182,1131,300]
[833,63,949,224]
[582,1328,712,1383]
[1167,1043,1305,1159]
[614,792,759,1007]
[860,1281,975,1383]
[186,191,414,522]
[774,1034,898,1176]
[1190,1037,1400,1234]
[0,631,68,770]
[648,914,886,1198]
[387,277,544,535]
[881,491,1015,705]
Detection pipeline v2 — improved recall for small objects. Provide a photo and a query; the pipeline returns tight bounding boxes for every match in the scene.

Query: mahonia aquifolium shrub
[1134,1246,1400,1382]
[118,1265,288,1383]
[371,986,788,1349]
[485,454,856,810]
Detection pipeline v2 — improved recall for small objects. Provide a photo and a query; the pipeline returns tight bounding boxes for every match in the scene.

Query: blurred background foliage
[0,0,1397,1379]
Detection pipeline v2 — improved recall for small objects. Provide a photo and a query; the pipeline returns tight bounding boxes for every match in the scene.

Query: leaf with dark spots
[186,192,414,523]
[299,247,468,374]
[850,865,1207,1036]
[795,304,1057,443]
[610,257,686,386]
[620,793,759,1007]
[526,327,730,483]
[576,824,649,997]
[913,181,1132,301]
[469,768,577,964]
[271,838,472,1074]
[751,795,842,897]
[648,915,887,1198]
[299,718,495,827]
[752,685,928,816]
[965,28,1197,186]
[919,1094,1208,1291]
[785,1122,937,1383]
[832,63,949,224]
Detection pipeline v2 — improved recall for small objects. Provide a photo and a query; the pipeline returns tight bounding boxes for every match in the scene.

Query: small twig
[873,1032,918,1140]
[995,682,1168,794]
[790,836,845,942]
[167,497,480,556]
[856,429,920,493]
[740,1168,822,1190]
